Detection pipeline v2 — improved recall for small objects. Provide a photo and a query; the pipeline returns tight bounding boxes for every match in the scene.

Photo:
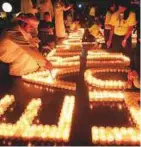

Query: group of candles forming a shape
[0,95,75,143]
[22,69,76,91]
[92,126,140,145]
[0,95,15,116]
[85,68,130,89]
[89,90,125,102]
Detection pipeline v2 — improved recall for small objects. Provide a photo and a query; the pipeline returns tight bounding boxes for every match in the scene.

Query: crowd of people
[0,0,140,88]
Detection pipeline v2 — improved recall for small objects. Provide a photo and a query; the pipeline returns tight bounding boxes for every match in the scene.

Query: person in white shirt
[0,14,52,76]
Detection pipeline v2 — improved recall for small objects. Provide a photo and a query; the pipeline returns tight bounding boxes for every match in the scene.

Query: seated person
[41,36,55,56]
[70,19,81,32]
[0,14,52,76]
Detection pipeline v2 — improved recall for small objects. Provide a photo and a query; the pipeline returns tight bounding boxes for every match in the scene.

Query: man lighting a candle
[0,14,52,76]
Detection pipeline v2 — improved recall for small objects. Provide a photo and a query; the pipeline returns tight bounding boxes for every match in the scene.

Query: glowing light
[22,69,77,91]
[78,4,82,8]
[0,95,15,116]
[0,95,75,143]
[85,68,130,89]
[89,90,125,101]
[2,2,12,12]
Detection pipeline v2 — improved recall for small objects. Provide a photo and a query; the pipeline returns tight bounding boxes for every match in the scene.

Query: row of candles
[22,70,76,91]
[86,60,129,68]
[55,52,81,57]
[0,95,75,143]
[85,68,130,89]
[0,95,15,116]
[89,90,125,102]
[50,60,129,68]
[47,51,130,68]
[48,53,130,63]
[59,29,83,47]
[87,53,130,64]
[92,126,140,145]
[63,29,84,45]
[63,39,82,46]
[16,99,41,127]
[23,82,55,93]
[48,59,129,69]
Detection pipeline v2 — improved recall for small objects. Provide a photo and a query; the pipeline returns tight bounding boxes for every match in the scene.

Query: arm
[22,46,52,70]
[23,46,46,65]
[107,26,114,48]
[124,26,133,41]
[122,12,137,47]
[63,5,72,11]
[121,26,133,48]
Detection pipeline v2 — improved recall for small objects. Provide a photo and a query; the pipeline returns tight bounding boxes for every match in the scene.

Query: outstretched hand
[44,60,53,71]
[128,70,139,81]
[106,39,112,48]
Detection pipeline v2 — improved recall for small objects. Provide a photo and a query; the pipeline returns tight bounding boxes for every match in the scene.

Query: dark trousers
[112,34,134,69]
[88,15,95,27]
[104,29,110,49]
[104,29,110,43]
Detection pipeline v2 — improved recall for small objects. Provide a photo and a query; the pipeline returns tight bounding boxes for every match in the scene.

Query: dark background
[0,0,140,13]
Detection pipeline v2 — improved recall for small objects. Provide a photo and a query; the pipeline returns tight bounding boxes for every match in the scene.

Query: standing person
[54,0,72,38]
[104,3,116,47]
[38,12,55,47]
[0,14,52,76]
[107,1,136,69]
[38,0,54,20]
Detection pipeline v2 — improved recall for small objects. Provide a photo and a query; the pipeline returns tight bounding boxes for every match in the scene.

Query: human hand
[106,39,112,48]
[121,39,127,48]
[126,80,133,88]
[31,37,40,44]
[128,70,139,81]
[44,60,53,71]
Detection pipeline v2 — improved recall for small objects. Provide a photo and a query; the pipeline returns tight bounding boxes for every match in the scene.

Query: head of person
[108,3,116,13]
[56,0,63,6]
[16,13,39,33]
[44,12,51,22]
[57,0,62,3]
[74,18,80,24]
[117,0,131,19]
[40,0,48,4]
[118,1,130,13]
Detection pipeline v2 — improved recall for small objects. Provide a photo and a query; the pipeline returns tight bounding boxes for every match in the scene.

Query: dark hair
[44,12,50,16]
[16,13,38,27]
[107,2,116,14]
[16,13,27,27]
[40,0,47,4]
[25,13,38,20]
[117,0,131,20]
